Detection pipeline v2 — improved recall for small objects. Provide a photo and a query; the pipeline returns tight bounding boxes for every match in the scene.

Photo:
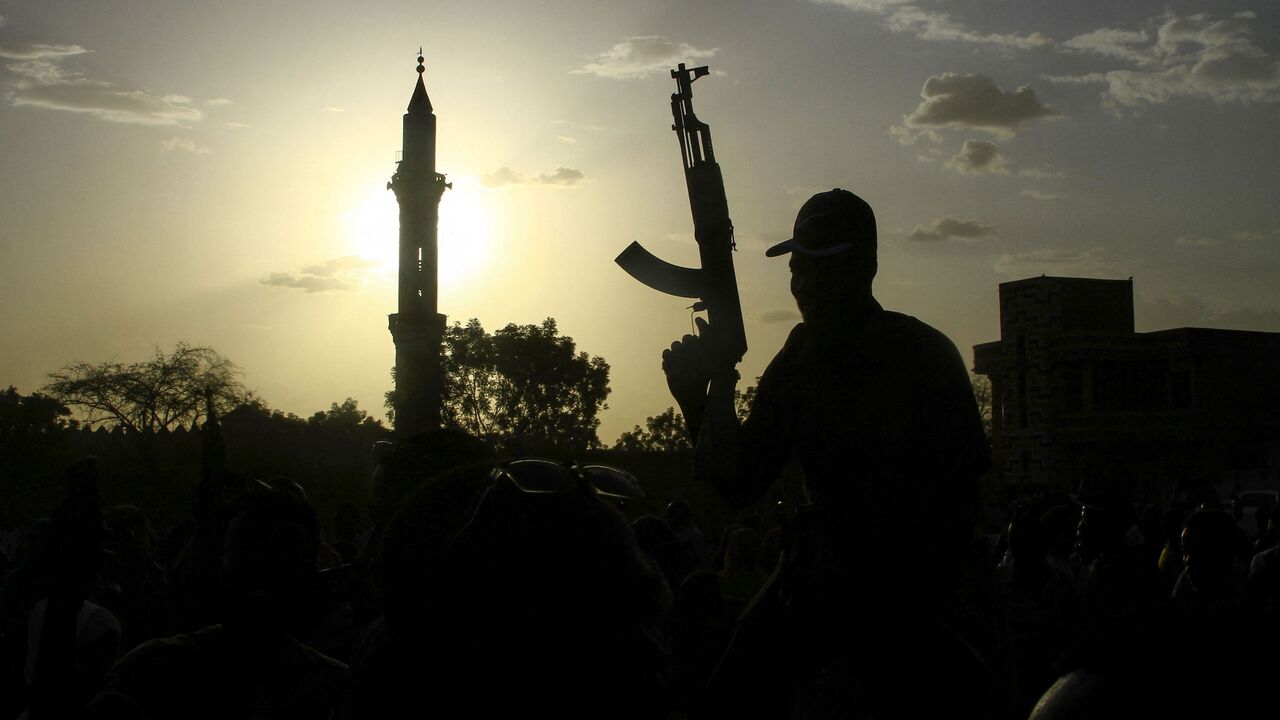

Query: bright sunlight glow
[345,177,491,291]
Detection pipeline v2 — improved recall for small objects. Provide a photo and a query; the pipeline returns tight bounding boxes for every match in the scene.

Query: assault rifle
[616,63,747,367]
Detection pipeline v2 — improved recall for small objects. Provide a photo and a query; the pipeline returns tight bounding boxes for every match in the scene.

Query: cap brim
[765,239,798,257]
[765,238,856,258]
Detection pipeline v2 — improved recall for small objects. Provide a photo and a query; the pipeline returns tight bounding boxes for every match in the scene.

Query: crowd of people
[3,188,1277,718]
[1,440,1277,719]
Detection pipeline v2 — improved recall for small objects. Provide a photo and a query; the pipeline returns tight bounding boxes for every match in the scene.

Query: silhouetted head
[665,499,693,530]
[263,475,307,499]
[369,428,494,527]
[102,505,153,563]
[381,459,668,716]
[631,515,677,553]
[1007,514,1045,568]
[1073,486,1133,560]
[222,489,318,630]
[1039,504,1076,556]
[723,527,763,573]
[1180,506,1245,571]
[1030,611,1276,720]
[766,189,878,324]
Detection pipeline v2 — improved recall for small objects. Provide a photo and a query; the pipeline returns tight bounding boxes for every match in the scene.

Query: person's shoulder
[757,323,810,374]
[93,627,220,717]
[117,627,208,661]
[781,322,810,349]
[774,322,812,359]
[107,626,224,680]
[880,310,956,348]
[880,310,966,361]
[297,639,349,677]
[1250,545,1280,576]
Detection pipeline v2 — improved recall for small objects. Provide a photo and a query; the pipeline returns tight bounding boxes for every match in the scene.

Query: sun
[345,187,399,271]
[345,177,490,290]
[437,179,491,290]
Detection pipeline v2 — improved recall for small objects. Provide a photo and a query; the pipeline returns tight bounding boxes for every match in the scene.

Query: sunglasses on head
[444,459,645,556]
[488,458,645,500]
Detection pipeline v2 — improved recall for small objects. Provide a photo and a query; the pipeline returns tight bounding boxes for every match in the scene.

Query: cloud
[944,140,1008,175]
[1063,28,1153,64]
[1174,235,1216,247]
[883,7,1051,50]
[482,167,524,187]
[992,247,1116,278]
[812,1,1051,50]
[1018,166,1066,180]
[481,165,585,188]
[324,106,344,112]
[225,121,248,129]
[13,85,204,125]
[760,310,801,325]
[1231,230,1265,242]
[539,166,584,185]
[261,273,353,294]
[1019,189,1060,201]
[813,0,911,10]
[0,42,88,60]
[205,97,233,107]
[903,74,1060,137]
[1052,11,1280,107]
[261,254,378,294]
[159,137,210,154]
[556,135,576,144]
[907,216,998,242]
[572,36,716,79]
[301,255,379,277]
[2,44,207,125]
[888,122,940,146]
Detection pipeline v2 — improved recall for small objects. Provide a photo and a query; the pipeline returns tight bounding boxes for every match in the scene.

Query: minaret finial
[416,48,425,75]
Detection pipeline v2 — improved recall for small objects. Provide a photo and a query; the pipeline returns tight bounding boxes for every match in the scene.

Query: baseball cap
[765,188,877,258]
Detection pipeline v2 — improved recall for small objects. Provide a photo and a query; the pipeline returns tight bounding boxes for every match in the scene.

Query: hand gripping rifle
[616,63,747,367]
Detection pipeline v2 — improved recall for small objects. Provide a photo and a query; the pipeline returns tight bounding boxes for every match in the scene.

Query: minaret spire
[387,49,449,436]
[409,49,432,114]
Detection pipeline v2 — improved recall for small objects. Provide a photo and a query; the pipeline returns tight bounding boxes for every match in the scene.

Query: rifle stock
[616,62,747,365]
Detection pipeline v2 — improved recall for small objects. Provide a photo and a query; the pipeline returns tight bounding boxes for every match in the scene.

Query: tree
[735,381,758,423]
[614,380,758,453]
[970,373,993,444]
[308,397,387,435]
[45,343,251,433]
[394,318,610,452]
[613,407,692,453]
[0,386,74,439]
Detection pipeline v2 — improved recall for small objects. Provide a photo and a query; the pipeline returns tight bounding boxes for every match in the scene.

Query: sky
[2,0,1278,443]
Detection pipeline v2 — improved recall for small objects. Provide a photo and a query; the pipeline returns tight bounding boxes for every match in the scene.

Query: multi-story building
[973,276,1280,502]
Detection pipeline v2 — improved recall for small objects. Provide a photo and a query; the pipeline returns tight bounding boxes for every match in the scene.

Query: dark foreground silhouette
[4,183,1278,717]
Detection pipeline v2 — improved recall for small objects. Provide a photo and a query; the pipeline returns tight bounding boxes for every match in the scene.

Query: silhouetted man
[663,189,989,717]
[87,490,346,719]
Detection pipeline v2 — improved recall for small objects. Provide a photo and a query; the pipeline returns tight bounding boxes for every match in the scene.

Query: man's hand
[663,317,742,443]
[662,317,722,409]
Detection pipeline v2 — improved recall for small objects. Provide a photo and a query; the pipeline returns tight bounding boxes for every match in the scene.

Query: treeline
[0,393,387,531]
[1,322,788,534]
[2,386,803,540]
